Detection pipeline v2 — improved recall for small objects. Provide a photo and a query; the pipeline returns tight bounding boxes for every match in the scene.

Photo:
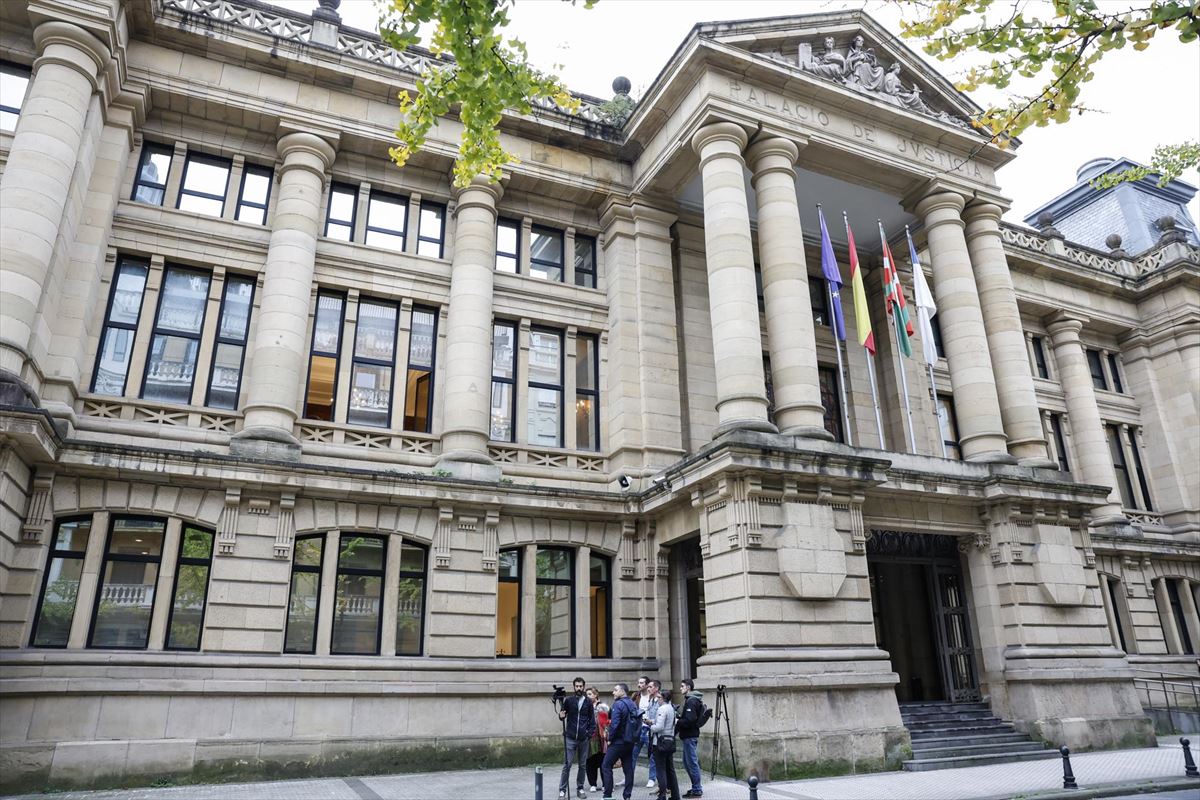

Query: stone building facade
[1,0,1198,791]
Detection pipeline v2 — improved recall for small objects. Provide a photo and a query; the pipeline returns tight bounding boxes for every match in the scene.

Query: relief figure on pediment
[807,35,847,80]
[846,34,886,91]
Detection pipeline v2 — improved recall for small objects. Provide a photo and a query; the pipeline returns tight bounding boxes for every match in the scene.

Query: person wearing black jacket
[675,680,705,797]
[559,677,596,799]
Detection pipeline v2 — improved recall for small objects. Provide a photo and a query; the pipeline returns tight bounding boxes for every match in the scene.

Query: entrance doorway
[677,537,706,677]
[867,531,981,703]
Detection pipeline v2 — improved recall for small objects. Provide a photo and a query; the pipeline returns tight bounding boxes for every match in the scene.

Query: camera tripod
[708,684,737,779]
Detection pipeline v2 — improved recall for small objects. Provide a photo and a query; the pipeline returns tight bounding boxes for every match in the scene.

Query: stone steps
[910,731,1032,749]
[908,722,1017,738]
[899,700,1053,771]
[910,740,1051,759]
[903,749,1060,771]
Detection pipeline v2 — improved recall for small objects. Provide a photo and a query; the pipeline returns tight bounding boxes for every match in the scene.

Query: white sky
[270,0,1200,224]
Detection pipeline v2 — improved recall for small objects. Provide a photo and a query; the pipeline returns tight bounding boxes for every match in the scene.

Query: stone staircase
[900,701,1058,771]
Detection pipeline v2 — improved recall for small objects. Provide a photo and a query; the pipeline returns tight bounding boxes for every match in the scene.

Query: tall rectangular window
[165,526,214,651]
[142,266,211,404]
[574,235,597,288]
[324,183,358,241]
[1103,575,1130,652]
[235,165,272,225]
[132,143,173,206]
[365,190,407,251]
[530,226,564,281]
[764,353,775,425]
[937,394,962,460]
[818,365,844,443]
[1031,335,1051,379]
[536,546,573,657]
[331,534,387,655]
[1167,579,1195,655]
[396,541,427,656]
[575,333,600,451]
[0,61,31,131]
[30,517,92,648]
[92,259,150,396]
[1086,349,1108,391]
[88,516,166,649]
[284,534,324,654]
[304,292,346,421]
[1130,430,1154,511]
[205,275,254,410]
[496,548,521,657]
[528,328,563,447]
[930,315,945,359]
[1049,413,1070,471]
[1107,353,1125,393]
[1106,424,1137,508]
[496,218,520,273]
[417,201,446,258]
[177,152,231,217]
[490,321,516,442]
[809,277,830,327]
[348,299,399,428]
[403,306,437,432]
[590,554,611,659]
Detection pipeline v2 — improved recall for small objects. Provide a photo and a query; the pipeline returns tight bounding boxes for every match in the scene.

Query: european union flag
[817,206,847,342]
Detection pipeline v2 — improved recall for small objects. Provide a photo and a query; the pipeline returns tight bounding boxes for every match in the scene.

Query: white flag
[908,231,939,367]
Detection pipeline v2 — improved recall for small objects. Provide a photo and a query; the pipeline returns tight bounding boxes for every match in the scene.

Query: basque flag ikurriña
[879,222,914,358]
[817,207,847,342]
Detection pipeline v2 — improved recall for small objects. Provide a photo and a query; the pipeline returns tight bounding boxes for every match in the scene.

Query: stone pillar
[745,137,829,438]
[963,202,1055,466]
[436,177,503,477]
[913,191,1010,462]
[0,21,109,403]
[1045,312,1125,522]
[1153,578,1184,654]
[232,131,337,458]
[690,122,774,435]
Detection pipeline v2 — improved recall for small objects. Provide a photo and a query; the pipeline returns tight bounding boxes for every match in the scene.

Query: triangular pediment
[697,11,985,135]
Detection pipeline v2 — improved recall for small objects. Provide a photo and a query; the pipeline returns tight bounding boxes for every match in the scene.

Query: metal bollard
[1183,738,1199,778]
[748,774,759,800]
[1060,746,1077,789]
[535,765,544,800]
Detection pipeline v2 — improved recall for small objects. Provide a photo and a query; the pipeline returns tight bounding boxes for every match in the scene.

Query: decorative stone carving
[273,492,296,558]
[434,505,454,568]
[620,519,637,579]
[598,76,636,126]
[1030,522,1088,606]
[481,509,499,571]
[22,470,54,543]
[796,33,970,129]
[216,488,241,554]
[642,520,657,580]
[776,502,847,600]
[656,547,670,578]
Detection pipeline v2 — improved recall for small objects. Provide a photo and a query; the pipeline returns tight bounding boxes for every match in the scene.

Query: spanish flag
[844,216,875,356]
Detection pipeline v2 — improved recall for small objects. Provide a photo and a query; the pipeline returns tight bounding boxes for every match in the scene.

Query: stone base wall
[1004,674,1156,751]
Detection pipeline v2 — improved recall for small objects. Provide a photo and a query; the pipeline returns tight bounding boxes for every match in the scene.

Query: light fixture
[618,475,631,490]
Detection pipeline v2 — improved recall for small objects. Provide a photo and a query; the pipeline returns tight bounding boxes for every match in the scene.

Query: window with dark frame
[177,152,232,217]
[535,546,573,657]
[589,553,611,658]
[1107,353,1125,393]
[1086,348,1109,391]
[348,299,399,428]
[1031,335,1051,379]
[92,258,150,397]
[528,328,564,447]
[496,218,520,273]
[818,365,845,443]
[1,61,32,131]
[529,226,565,281]
[764,353,775,425]
[142,266,212,405]
[937,394,962,460]
[303,291,346,421]
[809,276,830,327]
[403,306,437,432]
[284,534,325,654]
[1129,429,1154,511]
[416,201,447,258]
[490,321,517,442]
[30,517,92,648]
[365,190,407,252]
[88,516,166,650]
[396,540,427,656]
[1103,574,1131,652]
[1105,424,1137,509]
[132,143,173,206]
[1049,413,1070,471]
[930,315,946,360]
[165,525,215,651]
[324,183,358,241]
[754,264,765,314]
[575,333,600,451]
[574,235,597,288]
[1166,579,1195,655]
[205,275,255,410]
[496,548,521,657]
[235,165,273,225]
[331,533,387,655]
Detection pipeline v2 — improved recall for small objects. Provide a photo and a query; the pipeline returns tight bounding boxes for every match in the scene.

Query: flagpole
[826,281,853,447]
[906,223,948,459]
[927,362,948,458]
[880,220,918,454]
[844,211,885,449]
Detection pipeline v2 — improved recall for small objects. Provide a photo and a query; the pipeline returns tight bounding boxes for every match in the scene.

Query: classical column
[963,202,1055,466]
[745,137,830,439]
[913,190,1010,461]
[232,132,336,457]
[1045,312,1125,522]
[0,21,109,403]
[436,176,503,472]
[690,122,774,435]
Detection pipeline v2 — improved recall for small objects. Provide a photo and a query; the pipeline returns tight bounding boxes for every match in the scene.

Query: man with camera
[558,677,595,799]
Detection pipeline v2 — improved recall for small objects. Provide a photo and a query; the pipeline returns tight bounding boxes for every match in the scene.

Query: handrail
[1132,668,1200,715]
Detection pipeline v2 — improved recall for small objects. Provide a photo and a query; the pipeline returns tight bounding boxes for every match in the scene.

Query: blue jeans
[680,736,702,793]
[628,725,657,782]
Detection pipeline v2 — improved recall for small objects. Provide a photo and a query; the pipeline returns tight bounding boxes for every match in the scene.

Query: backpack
[693,696,712,728]
[623,700,643,743]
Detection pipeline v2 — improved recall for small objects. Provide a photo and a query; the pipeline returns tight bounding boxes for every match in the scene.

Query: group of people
[557,676,708,800]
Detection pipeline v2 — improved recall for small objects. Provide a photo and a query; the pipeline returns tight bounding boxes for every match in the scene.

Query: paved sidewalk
[6,742,1198,800]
